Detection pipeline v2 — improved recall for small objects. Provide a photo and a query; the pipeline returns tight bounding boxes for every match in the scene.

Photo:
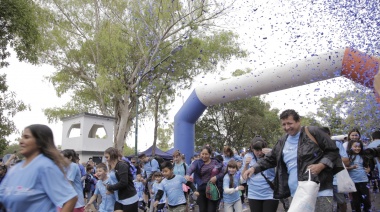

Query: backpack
[84,174,94,192]
[122,157,137,179]
[205,181,220,200]
[150,155,165,171]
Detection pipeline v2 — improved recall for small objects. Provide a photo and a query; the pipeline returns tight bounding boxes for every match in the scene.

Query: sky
[1,0,368,150]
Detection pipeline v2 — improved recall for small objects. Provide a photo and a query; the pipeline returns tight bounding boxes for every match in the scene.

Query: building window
[88,124,107,139]
[68,123,81,138]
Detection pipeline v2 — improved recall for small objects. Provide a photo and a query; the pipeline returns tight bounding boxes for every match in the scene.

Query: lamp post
[134,45,183,155]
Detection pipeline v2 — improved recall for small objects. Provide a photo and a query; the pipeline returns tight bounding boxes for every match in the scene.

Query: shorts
[114,201,138,212]
[333,185,347,204]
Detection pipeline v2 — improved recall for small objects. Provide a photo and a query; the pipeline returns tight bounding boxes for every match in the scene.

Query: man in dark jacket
[243,109,342,212]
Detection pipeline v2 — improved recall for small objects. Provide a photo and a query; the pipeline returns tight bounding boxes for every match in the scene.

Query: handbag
[336,162,357,193]
[288,169,320,212]
[205,181,220,201]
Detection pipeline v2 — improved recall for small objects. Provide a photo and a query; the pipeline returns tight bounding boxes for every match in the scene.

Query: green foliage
[195,96,282,152]
[38,0,245,149]
[2,143,23,159]
[0,75,29,155]
[0,0,42,67]
[301,112,322,128]
[157,125,173,152]
[317,86,380,138]
[123,143,135,156]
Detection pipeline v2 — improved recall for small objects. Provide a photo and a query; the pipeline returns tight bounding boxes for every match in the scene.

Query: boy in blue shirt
[154,161,198,212]
[85,163,115,212]
[134,174,147,211]
[151,172,166,212]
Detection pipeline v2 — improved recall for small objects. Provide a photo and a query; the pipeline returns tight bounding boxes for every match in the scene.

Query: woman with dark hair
[104,147,138,212]
[0,124,78,211]
[344,128,361,150]
[242,136,278,212]
[222,146,240,166]
[61,149,86,212]
[185,145,224,212]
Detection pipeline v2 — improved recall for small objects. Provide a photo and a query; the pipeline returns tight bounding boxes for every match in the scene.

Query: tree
[2,143,22,158]
[317,85,380,138]
[0,0,42,67]
[0,75,28,155]
[39,0,245,151]
[123,143,135,156]
[195,97,281,152]
[157,124,173,152]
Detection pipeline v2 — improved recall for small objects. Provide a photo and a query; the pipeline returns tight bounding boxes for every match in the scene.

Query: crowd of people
[0,109,379,212]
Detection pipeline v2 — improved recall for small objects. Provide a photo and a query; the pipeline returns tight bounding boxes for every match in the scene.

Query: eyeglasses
[131,161,136,164]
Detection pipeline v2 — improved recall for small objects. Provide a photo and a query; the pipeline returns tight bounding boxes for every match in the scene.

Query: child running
[346,139,372,212]
[84,164,98,210]
[85,163,115,212]
[223,160,244,212]
[151,172,166,212]
[134,174,147,212]
[154,161,198,212]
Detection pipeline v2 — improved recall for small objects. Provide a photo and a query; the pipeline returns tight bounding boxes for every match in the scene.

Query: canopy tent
[165,148,176,155]
[139,145,172,160]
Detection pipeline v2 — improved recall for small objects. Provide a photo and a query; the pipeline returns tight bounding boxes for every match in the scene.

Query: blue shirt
[366,139,380,179]
[283,132,300,197]
[152,181,166,204]
[144,159,159,178]
[243,152,275,200]
[333,141,348,185]
[78,163,86,177]
[0,154,77,212]
[66,162,86,208]
[348,155,368,183]
[173,162,188,176]
[223,173,241,203]
[94,177,116,212]
[134,181,145,201]
[157,175,187,206]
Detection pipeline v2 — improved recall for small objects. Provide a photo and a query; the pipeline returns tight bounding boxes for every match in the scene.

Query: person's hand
[209,176,217,183]
[245,157,252,165]
[184,175,191,181]
[307,163,326,175]
[84,204,89,209]
[365,167,371,173]
[153,201,159,208]
[262,148,272,155]
[150,189,155,195]
[194,191,200,196]
[243,167,254,180]
[237,185,245,191]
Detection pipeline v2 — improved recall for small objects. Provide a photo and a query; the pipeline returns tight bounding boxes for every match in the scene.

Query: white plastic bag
[337,162,357,193]
[288,169,320,212]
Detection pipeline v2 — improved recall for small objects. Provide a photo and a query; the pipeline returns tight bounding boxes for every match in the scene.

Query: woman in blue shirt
[62,149,86,211]
[242,137,278,212]
[347,139,371,212]
[0,124,78,212]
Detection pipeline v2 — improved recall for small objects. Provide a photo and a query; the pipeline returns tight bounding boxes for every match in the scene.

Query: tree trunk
[152,89,163,156]
[114,94,133,151]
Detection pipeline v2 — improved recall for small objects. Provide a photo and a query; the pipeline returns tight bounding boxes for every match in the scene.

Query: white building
[61,113,115,163]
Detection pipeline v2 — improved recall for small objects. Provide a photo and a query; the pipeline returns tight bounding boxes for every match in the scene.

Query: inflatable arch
[174,48,380,164]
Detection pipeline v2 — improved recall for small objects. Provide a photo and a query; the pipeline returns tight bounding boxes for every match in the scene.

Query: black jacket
[253,126,343,199]
[107,161,137,200]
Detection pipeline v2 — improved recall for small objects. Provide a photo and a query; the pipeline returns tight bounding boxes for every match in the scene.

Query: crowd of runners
[0,109,379,212]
